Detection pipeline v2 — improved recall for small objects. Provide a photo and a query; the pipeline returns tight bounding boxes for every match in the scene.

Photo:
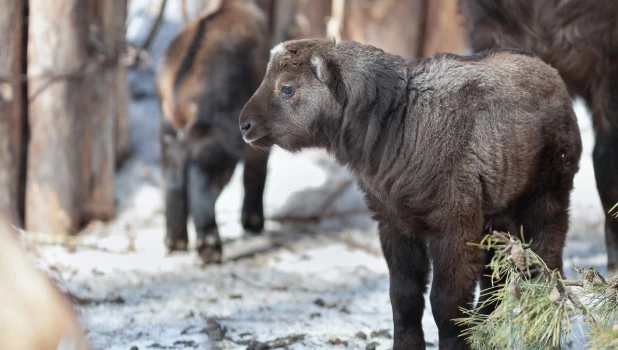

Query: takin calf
[459,0,618,272]
[156,0,270,263]
[239,39,582,349]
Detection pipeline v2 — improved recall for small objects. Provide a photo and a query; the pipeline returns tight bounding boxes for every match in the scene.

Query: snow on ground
[24,4,607,350]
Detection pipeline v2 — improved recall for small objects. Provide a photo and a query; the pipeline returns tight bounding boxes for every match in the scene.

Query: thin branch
[230,272,288,291]
[269,208,369,223]
[181,0,189,23]
[565,285,599,330]
[563,280,585,287]
[140,0,168,52]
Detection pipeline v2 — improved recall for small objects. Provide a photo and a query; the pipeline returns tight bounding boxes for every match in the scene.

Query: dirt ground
[23,3,608,349]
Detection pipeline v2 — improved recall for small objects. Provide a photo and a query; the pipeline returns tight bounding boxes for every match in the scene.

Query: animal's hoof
[242,211,264,234]
[196,237,222,264]
[165,238,188,253]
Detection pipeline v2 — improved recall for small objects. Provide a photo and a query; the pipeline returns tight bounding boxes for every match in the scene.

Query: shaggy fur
[239,38,582,349]
[459,0,618,271]
[156,0,269,263]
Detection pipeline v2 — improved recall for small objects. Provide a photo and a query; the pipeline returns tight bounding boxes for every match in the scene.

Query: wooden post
[193,0,213,15]
[26,0,89,235]
[0,0,25,226]
[270,0,331,45]
[341,0,426,58]
[79,0,118,223]
[422,0,467,56]
[110,0,130,165]
[295,0,331,38]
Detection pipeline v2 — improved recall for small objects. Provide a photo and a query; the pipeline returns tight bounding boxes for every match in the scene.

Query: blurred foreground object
[0,218,89,350]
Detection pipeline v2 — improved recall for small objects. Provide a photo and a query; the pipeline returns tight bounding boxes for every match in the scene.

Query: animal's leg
[188,161,234,264]
[593,131,618,273]
[162,135,189,252]
[379,222,430,349]
[428,209,484,350]
[589,74,618,272]
[241,144,269,233]
[518,192,570,275]
[477,216,519,314]
[477,249,501,315]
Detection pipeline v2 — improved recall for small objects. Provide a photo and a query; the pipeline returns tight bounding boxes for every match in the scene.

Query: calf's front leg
[379,222,430,349]
[162,136,189,252]
[241,144,269,233]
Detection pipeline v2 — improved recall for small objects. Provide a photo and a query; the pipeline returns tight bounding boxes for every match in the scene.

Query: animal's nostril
[240,122,251,135]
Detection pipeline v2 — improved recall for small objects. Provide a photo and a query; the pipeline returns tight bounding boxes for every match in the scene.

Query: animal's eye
[281,85,295,96]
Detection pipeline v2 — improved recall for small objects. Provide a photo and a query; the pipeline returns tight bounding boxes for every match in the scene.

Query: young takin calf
[239,39,582,349]
[157,0,270,263]
[459,0,618,272]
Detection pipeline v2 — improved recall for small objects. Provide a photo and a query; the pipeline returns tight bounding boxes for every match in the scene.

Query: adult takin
[239,39,582,349]
[156,0,270,263]
[458,0,618,273]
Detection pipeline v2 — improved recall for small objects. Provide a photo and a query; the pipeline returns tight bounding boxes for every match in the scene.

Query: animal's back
[405,49,581,213]
[156,0,268,131]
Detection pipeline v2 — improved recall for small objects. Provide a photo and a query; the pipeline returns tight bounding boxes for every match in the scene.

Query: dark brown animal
[238,38,581,349]
[156,0,270,263]
[459,0,618,272]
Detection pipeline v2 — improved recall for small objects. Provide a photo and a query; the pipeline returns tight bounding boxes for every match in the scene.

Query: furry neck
[320,42,411,178]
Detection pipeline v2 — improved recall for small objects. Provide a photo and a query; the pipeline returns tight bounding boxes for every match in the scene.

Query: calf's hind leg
[241,144,269,233]
[188,159,236,264]
[477,216,519,315]
[379,222,430,349]
[429,208,484,350]
[519,192,570,275]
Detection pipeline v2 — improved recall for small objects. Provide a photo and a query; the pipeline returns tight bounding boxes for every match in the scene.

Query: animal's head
[239,38,344,152]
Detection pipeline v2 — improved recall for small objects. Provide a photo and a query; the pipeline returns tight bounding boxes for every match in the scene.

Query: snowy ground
[24,3,608,350]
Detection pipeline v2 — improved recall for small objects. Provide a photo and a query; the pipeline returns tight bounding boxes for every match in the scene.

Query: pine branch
[456,231,605,349]
[563,280,584,287]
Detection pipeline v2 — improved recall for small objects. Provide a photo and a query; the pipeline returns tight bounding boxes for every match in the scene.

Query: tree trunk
[193,0,213,15]
[270,0,331,45]
[422,0,467,56]
[0,0,25,226]
[27,0,120,233]
[26,0,90,235]
[80,0,117,223]
[341,0,426,58]
[294,0,331,38]
[112,1,130,166]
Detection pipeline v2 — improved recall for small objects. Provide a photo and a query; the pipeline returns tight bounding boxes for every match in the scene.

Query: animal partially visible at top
[156,0,270,263]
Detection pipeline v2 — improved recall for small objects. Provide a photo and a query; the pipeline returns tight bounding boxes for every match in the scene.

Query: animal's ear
[310,52,330,83]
